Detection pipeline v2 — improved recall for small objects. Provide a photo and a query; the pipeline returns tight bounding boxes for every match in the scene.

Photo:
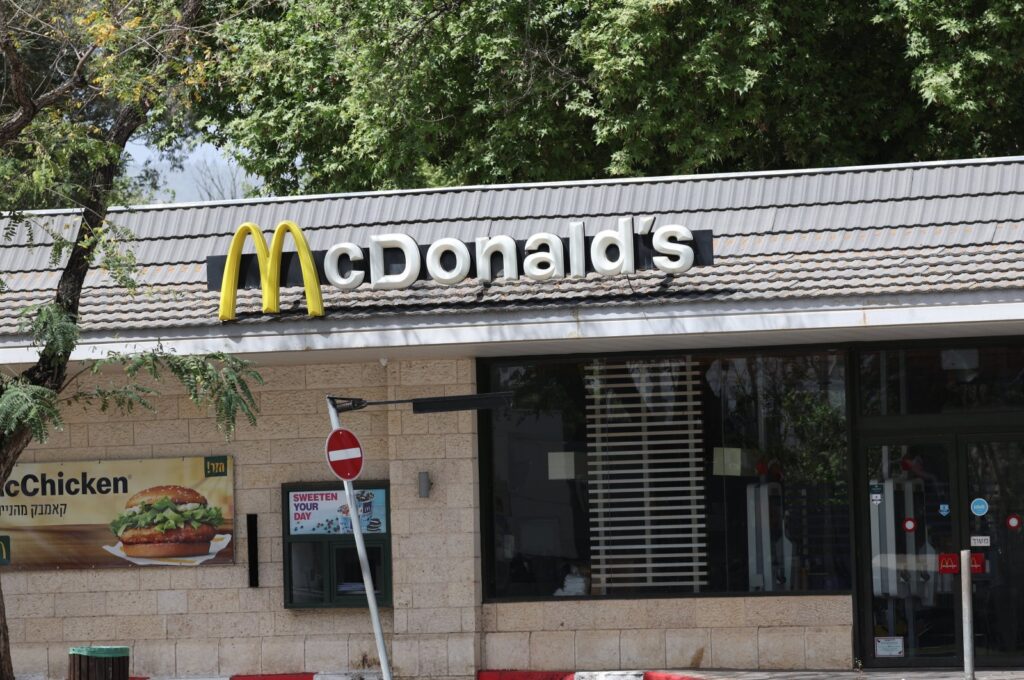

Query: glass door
[962,435,1024,664]
[860,437,961,665]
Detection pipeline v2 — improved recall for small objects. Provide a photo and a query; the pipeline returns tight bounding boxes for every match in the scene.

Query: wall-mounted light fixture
[418,471,433,498]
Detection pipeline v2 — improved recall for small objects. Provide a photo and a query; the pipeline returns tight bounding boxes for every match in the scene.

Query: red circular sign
[1008,514,1022,531]
[325,428,364,481]
[903,518,917,533]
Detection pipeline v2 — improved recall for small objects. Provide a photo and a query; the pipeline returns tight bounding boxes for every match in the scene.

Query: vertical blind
[586,359,708,592]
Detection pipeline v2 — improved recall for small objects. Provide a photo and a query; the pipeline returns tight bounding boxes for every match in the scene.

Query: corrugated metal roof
[3,156,1024,336]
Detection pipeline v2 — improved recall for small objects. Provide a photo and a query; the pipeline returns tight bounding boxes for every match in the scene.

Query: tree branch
[0,19,95,145]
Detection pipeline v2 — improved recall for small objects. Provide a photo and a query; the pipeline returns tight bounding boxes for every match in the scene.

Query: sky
[124,141,260,204]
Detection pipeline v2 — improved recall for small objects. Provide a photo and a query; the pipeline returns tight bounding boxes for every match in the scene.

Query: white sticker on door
[875,636,905,658]
[971,535,991,547]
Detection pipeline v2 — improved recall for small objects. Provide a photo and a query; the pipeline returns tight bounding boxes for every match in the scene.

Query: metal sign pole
[961,549,975,680]
[327,398,393,680]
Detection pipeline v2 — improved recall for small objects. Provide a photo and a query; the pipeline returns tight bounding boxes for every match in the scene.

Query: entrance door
[858,433,1024,667]
[861,436,961,665]
[962,436,1024,662]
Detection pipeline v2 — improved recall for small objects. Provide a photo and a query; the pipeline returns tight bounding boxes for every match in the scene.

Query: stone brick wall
[481,597,852,671]
[5,358,480,680]
[4,355,855,679]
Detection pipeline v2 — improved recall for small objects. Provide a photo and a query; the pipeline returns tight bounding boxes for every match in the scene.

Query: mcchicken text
[0,471,129,498]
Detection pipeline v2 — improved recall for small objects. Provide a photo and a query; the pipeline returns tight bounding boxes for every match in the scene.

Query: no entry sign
[326,428,364,481]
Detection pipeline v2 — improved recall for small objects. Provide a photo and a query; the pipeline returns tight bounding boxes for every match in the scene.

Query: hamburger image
[109,485,224,558]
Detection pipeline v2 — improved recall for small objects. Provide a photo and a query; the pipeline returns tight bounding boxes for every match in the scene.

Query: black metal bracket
[327,391,512,414]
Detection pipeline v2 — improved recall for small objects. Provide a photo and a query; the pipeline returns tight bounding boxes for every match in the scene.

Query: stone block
[484,632,529,669]
[261,636,305,673]
[427,412,460,435]
[665,628,711,669]
[497,603,545,632]
[350,634,384,670]
[400,360,459,386]
[88,421,134,446]
[106,589,157,613]
[575,630,620,670]
[188,587,240,613]
[176,639,220,676]
[744,595,852,627]
[447,632,477,675]
[62,616,117,641]
[640,599,695,629]
[260,389,324,415]
[48,643,71,680]
[254,365,309,391]
[757,626,806,669]
[407,607,464,634]
[133,640,177,677]
[445,434,477,459]
[11,643,47,677]
[9,593,54,618]
[710,627,758,669]
[693,598,746,628]
[57,591,106,618]
[418,635,449,676]
[541,601,581,631]
[134,419,189,445]
[218,637,262,675]
[195,565,248,589]
[157,589,189,615]
[529,630,574,670]
[306,636,350,673]
[114,614,167,640]
[391,636,419,676]
[805,625,852,670]
[620,628,665,669]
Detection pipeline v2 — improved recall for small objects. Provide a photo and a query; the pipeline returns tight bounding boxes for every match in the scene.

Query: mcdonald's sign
[217,221,325,321]
[208,217,715,321]
[0,536,9,565]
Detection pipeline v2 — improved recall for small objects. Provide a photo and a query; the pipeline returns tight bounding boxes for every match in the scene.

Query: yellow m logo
[0,537,8,562]
[218,221,325,321]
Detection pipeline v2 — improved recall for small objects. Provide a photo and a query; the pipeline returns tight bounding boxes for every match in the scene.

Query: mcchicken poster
[0,456,234,569]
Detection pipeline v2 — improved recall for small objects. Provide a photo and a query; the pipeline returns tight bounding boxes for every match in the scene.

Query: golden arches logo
[218,221,325,321]
[0,537,8,563]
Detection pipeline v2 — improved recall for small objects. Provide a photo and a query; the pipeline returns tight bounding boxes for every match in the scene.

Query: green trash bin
[68,646,129,680]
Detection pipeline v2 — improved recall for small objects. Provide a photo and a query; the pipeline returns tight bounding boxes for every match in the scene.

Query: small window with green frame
[282,481,391,609]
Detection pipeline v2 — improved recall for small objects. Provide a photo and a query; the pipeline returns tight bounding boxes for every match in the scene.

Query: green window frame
[282,481,392,609]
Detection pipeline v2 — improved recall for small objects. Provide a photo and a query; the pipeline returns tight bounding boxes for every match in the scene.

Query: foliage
[0,2,264,675]
[88,350,264,436]
[110,496,224,536]
[198,0,1024,196]
[0,380,62,442]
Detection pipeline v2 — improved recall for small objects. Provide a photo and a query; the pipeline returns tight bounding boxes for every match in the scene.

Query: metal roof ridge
[10,155,1024,217]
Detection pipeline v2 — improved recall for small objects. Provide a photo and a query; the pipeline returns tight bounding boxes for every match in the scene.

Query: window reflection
[288,542,326,605]
[861,346,1024,416]
[486,349,851,598]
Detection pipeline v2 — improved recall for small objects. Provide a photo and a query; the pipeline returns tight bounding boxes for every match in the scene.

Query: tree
[0,1,262,676]
[199,0,1024,195]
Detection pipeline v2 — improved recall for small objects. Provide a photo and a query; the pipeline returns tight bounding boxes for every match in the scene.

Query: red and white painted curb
[479,671,701,680]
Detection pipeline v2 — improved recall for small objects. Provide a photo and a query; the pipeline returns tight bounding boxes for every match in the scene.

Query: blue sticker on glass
[971,498,989,517]
[939,503,950,517]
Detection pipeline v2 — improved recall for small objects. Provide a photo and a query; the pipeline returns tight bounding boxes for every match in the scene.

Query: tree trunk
[0,570,11,680]
[0,103,145,680]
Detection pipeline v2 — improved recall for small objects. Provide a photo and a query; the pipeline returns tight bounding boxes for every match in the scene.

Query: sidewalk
[693,672,1024,679]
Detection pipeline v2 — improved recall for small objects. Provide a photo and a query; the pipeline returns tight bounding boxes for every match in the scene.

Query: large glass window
[860,345,1024,416]
[483,349,851,599]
